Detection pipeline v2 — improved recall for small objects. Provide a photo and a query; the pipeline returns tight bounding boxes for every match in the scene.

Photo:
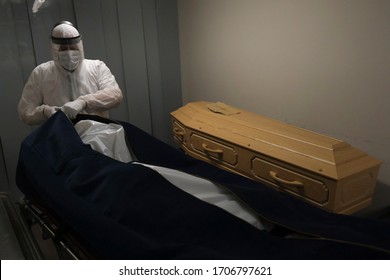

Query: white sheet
[75,120,133,163]
[75,120,268,230]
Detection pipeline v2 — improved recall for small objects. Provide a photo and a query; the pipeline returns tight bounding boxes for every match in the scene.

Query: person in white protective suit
[18,21,123,125]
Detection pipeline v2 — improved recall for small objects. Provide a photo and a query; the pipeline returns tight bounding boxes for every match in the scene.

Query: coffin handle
[269,171,304,187]
[173,127,185,136]
[202,143,223,154]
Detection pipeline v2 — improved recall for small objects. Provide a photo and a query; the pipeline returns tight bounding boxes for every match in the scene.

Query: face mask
[58,50,80,71]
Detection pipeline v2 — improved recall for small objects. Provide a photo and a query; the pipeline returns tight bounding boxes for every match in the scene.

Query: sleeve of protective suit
[78,61,123,112]
[18,66,48,125]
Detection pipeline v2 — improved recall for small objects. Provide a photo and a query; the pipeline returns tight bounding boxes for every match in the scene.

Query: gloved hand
[61,98,86,119]
[42,105,61,119]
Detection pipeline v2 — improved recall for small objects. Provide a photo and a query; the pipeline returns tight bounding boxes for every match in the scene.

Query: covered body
[16,112,390,259]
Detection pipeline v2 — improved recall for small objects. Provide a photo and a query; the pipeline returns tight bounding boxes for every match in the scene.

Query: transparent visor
[51,35,81,46]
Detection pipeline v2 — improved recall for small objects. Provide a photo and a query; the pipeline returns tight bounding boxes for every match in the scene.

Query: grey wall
[0,138,10,193]
[0,0,182,200]
[178,0,390,186]
[177,0,390,214]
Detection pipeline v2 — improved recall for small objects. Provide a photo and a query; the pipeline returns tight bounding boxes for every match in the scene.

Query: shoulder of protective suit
[82,59,109,71]
[83,59,105,65]
[29,61,56,78]
[34,61,56,72]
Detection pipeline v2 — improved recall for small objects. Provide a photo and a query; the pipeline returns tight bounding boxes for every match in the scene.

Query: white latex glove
[61,99,86,119]
[43,105,61,119]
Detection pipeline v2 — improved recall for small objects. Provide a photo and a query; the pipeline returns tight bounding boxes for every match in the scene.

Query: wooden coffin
[170,101,382,214]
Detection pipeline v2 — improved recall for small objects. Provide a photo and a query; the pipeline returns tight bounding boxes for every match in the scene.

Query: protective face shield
[51,21,84,71]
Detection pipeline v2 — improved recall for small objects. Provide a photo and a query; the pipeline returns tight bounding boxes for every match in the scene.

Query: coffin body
[171,101,382,214]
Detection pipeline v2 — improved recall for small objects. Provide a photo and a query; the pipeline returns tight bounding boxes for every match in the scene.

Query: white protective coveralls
[18,21,123,125]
